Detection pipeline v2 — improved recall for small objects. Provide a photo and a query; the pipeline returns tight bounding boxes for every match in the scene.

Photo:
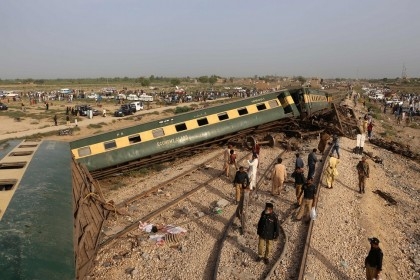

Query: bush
[174,106,192,114]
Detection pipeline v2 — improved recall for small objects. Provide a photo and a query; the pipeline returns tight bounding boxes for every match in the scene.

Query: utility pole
[402,63,407,80]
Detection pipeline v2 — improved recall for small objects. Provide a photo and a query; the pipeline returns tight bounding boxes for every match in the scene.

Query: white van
[129,101,144,111]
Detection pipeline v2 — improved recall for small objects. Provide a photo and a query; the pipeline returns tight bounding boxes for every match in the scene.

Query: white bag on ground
[310,207,317,220]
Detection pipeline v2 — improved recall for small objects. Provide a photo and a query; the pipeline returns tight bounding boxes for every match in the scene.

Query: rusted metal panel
[72,157,110,280]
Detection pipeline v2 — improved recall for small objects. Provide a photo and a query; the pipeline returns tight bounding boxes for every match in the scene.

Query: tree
[209,75,217,85]
[170,78,181,86]
[198,76,209,83]
[297,76,306,84]
[141,79,151,87]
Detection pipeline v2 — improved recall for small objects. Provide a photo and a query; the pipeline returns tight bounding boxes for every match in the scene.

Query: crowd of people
[222,126,382,279]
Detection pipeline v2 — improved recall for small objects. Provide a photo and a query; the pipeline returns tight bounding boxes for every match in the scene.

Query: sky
[1,0,419,79]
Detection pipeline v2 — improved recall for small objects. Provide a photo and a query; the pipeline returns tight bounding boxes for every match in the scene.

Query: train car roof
[70,90,289,148]
[0,140,75,279]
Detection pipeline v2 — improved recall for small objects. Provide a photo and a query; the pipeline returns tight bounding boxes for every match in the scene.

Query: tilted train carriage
[70,87,336,172]
[0,140,75,279]
[0,139,110,279]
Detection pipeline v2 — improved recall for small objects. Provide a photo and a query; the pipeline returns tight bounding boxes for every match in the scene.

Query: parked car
[114,104,135,117]
[385,99,403,106]
[86,93,98,99]
[74,105,99,116]
[368,94,384,101]
[127,94,139,101]
[0,102,8,110]
[138,94,153,102]
[116,94,127,100]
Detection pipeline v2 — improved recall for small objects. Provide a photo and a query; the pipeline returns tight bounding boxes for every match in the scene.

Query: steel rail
[115,152,222,209]
[297,144,335,280]
[99,153,251,248]
[212,151,286,280]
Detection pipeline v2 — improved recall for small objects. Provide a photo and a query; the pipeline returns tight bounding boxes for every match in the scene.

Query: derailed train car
[70,87,339,172]
[0,140,75,279]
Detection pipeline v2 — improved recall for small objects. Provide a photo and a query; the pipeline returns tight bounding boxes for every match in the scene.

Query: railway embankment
[305,104,420,279]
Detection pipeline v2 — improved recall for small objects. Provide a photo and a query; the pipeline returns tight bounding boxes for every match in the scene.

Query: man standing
[295,177,317,222]
[235,169,251,234]
[324,154,339,189]
[247,153,259,190]
[228,149,238,181]
[294,168,306,207]
[307,148,319,180]
[233,166,250,205]
[331,134,340,159]
[318,132,330,153]
[365,237,383,280]
[223,144,233,177]
[367,122,374,140]
[271,157,286,196]
[295,153,304,170]
[53,114,58,126]
[256,203,280,265]
[356,156,370,194]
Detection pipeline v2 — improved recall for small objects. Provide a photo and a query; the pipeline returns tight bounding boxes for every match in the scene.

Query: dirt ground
[1,97,419,279]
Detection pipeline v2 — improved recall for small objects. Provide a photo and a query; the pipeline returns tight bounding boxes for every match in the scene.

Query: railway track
[99,151,252,248]
[90,136,348,279]
[212,144,333,280]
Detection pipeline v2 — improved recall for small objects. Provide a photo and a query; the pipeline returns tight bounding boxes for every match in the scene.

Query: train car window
[268,100,279,108]
[152,128,165,138]
[78,147,91,157]
[104,141,117,150]
[217,113,229,121]
[175,123,187,132]
[128,134,142,144]
[256,103,267,111]
[237,108,248,116]
[0,162,27,169]
[9,151,33,156]
[18,144,38,148]
[197,118,209,126]
[0,179,17,191]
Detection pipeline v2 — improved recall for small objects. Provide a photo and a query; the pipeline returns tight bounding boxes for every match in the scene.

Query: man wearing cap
[365,237,383,280]
[356,156,370,194]
[247,153,259,190]
[256,203,280,264]
[233,166,250,205]
[295,177,317,222]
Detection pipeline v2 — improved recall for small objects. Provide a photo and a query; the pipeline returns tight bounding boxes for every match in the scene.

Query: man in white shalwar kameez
[247,153,259,190]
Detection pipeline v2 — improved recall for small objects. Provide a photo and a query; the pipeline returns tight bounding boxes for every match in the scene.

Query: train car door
[289,88,307,118]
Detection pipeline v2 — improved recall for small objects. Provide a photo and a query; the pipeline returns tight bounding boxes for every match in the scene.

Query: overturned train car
[70,88,339,173]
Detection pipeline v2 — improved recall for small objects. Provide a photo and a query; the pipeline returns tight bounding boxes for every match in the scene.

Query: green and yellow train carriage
[70,90,299,171]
